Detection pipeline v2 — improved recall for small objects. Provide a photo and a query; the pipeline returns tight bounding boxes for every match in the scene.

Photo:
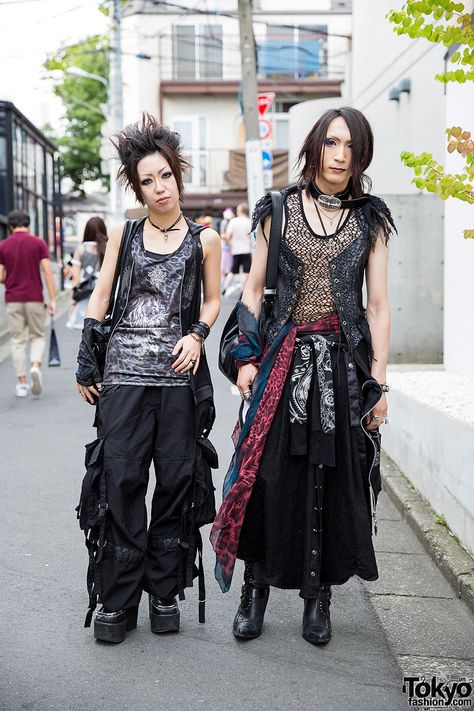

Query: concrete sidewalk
[0,299,472,711]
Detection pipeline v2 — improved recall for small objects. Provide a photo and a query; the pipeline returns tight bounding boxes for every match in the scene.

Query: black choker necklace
[309,182,369,211]
[148,212,183,242]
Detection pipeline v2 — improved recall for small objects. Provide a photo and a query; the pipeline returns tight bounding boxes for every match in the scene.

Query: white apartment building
[121,0,352,214]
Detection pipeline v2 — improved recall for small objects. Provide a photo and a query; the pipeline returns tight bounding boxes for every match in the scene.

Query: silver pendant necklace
[316,204,342,227]
[148,212,183,242]
[313,201,344,248]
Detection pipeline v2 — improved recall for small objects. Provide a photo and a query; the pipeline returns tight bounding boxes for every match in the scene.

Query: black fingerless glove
[76,318,103,386]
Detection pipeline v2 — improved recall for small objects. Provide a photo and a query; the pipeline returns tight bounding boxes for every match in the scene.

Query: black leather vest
[110,217,214,429]
[261,190,374,357]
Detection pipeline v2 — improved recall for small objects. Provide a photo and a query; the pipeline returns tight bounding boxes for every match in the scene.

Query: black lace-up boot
[233,561,269,640]
[302,585,332,645]
[94,606,138,644]
[149,596,180,634]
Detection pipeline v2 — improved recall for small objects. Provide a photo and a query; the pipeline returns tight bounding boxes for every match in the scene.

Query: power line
[359,43,437,111]
[126,0,352,40]
[352,40,419,104]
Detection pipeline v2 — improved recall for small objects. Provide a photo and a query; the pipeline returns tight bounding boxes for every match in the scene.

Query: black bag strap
[104,219,138,322]
[262,190,283,313]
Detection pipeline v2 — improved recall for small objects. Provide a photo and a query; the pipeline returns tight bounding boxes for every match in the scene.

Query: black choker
[148,212,183,242]
[309,182,369,211]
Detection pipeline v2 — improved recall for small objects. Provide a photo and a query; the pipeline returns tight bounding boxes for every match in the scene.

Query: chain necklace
[313,201,345,248]
[148,212,183,242]
[316,202,343,227]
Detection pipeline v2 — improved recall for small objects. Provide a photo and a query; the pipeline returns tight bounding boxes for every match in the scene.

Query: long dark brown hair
[83,216,107,265]
[111,113,191,204]
[297,106,374,197]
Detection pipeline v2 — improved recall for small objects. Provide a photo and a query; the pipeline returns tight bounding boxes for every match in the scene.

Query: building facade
[120,0,352,214]
[0,101,62,259]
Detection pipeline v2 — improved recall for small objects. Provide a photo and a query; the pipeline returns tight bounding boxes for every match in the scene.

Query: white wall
[352,0,446,194]
[443,79,474,376]
[382,390,474,557]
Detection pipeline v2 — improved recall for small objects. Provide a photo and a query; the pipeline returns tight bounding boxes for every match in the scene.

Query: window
[274,118,289,150]
[173,25,223,80]
[172,116,208,189]
[257,25,327,79]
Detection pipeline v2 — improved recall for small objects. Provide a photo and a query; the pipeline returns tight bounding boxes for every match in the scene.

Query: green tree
[388,1,474,238]
[44,35,109,195]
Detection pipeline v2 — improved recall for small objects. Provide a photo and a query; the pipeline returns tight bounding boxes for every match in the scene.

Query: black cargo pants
[96,384,196,611]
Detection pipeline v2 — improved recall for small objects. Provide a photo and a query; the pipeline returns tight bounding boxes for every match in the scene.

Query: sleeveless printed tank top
[103,223,195,387]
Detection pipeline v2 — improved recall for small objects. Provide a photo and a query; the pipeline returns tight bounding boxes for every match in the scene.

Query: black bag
[90,220,137,368]
[48,319,61,367]
[192,437,218,527]
[72,275,95,303]
[218,191,283,384]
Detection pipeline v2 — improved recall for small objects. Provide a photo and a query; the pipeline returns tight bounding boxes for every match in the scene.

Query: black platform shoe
[149,596,180,634]
[302,586,332,645]
[94,606,138,644]
[233,562,270,640]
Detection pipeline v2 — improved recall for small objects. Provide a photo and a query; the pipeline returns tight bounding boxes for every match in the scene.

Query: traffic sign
[258,92,275,116]
[258,119,272,140]
[263,170,273,189]
[262,150,273,170]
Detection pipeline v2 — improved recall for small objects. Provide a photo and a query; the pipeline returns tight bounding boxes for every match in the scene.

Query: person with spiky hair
[75,114,221,644]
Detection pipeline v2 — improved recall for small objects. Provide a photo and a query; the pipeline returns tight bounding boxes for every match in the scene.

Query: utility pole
[109,0,124,224]
[238,0,264,213]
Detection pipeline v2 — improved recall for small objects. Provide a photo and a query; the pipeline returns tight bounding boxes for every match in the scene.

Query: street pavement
[0,298,472,711]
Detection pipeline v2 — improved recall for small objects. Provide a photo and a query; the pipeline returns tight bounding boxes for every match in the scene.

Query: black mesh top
[285,191,361,324]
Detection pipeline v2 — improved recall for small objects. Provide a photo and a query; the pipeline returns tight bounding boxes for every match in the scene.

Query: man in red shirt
[0,210,57,397]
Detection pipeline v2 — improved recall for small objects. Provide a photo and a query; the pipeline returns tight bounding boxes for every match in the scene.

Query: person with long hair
[66,216,108,330]
[74,114,221,644]
[211,107,395,646]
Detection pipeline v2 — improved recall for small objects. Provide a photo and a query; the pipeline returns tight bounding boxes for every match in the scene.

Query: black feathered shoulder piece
[250,184,298,232]
[361,195,397,248]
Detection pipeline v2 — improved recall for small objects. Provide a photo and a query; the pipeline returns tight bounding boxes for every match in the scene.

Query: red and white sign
[258,92,275,116]
[258,118,272,140]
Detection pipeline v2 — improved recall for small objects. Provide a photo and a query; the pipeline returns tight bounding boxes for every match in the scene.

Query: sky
[0,0,108,129]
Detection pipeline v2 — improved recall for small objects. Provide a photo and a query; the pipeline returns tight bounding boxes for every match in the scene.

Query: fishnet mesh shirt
[285,191,361,324]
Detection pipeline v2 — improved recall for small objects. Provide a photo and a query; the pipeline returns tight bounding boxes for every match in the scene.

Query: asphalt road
[0,298,408,711]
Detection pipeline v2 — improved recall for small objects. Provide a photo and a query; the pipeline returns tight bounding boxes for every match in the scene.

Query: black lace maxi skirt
[237,334,380,598]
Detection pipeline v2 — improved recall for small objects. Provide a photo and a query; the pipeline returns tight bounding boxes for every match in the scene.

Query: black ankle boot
[302,586,332,645]
[94,606,138,644]
[233,562,269,640]
[149,596,180,634]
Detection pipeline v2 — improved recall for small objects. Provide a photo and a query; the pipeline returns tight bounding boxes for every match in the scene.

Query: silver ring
[383,417,389,425]
[370,415,380,423]
[242,390,252,400]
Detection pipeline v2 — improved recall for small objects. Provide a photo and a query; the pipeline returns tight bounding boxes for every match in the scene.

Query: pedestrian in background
[211,107,395,647]
[0,209,56,397]
[75,114,221,644]
[66,216,107,330]
[224,202,252,296]
[219,207,235,294]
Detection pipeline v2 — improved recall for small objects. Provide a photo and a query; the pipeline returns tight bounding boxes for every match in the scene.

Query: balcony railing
[179,148,289,194]
[157,32,344,82]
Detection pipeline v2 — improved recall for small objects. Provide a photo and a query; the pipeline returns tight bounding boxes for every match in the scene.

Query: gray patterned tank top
[103,224,195,387]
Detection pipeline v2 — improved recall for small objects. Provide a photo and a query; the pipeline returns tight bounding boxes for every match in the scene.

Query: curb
[381,451,474,614]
